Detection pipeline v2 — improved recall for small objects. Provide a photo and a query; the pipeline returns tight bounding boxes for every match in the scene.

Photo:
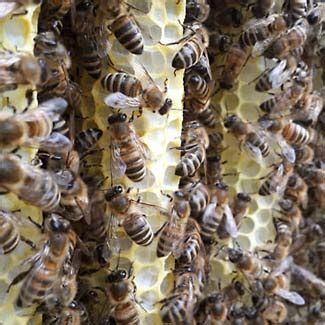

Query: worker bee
[272,220,292,261]
[108,113,152,183]
[175,121,209,177]
[0,51,49,92]
[171,26,209,71]
[12,214,77,308]
[228,248,268,280]
[307,3,325,25]
[251,0,275,18]
[104,65,173,116]
[293,144,314,164]
[0,97,67,150]
[239,14,287,49]
[183,181,210,217]
[230,192,251,226]
[283,0,309,23]
[105,185,153,247]
[157,191,191,257]
[105,267,139,325]
[284,173,308,208]
[264,18,309,59]
[185,0,210,24]
[207,32,233,57]
[220,43,249,89]
[160,272,197,325]
[258,158,293,196]
[296,165,325,185]
[0,154,60,211]
[275,198,302,232]
[75,128,103,154]
[255,56,297,92]
[224,114,270,161]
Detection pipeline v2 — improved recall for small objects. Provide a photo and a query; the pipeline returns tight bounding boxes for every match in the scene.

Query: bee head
[105,185,124,201]
[48,214,71,233]
[107,113,127,125]
[223,114,238,128]
[237,192,251,202]
[107,269,127,282]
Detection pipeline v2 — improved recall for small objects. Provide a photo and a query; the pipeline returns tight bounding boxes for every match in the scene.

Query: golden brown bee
[160,272,197,325]
[0,97,67,150]
[175,121,209,177]
[228,248,266,280]
[293,144,314,164]
[13,215,77,308]
[185,0,210,24]
[105,185,153,247]
[74,128,103,154]
[0,51,48,92]
[258,158,293,196]
[183,181,210,217]
[296,165,325,185]
[108,113,151,183]
[264,18,309,59]
[276,198,302,232]
[255,56,297,92]
[0,154,60,211]
[240,14,287,48]
[224,114,270,161]
[272,220,292,261]
[307,3,325,25]
[101,72,142,97]
[157,191,191,257]
[284,173,308,209]
[105,267,139,325]
[171,27,209,70]
[231,192,251,226]
[220,43,249,89]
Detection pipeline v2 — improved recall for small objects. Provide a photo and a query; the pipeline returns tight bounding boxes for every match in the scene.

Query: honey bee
[105,185,153,247]
[105,267,139,325]
[224,114,270,161]
[296,165,325,185]
[271,220,292,261]
[308,3,325,25]
[206,154,223,185]
[196,104,219,129]
[293,144,314,164]
[171,26,209,71]
[104,65,173,115]
[230,192,251,226]
[160,272,197,325]
[240,14,287,49]
[74,128,103,154]
[0,51,48,92]
[207,6,242,29]
[208,32,233,55]
[157,191,191,257]
[175,121,209,177]
[264,18,309,59]
[12,214,77,308]
[258,158,293,196]
[0,154,60,211]
[220,43,249,89]
[283,0,309,23]
[0,97,67,150]
[228,248,268,280]
[252,0,275,18]
[0,1,40,19]
[101,72,142,98]
[255,56,297,92]
[108,113,151,183]
[275,198,302,232]
[39,132,73,158]
[183,181,210,217]
[185,0,210,24]
[284,173,308,208]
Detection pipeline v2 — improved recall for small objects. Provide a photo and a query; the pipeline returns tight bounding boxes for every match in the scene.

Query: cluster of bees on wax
[0,0,324,324]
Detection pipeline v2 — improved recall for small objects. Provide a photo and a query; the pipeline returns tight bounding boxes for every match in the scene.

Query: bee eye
[120,114,127,121]
[166,98,172,105]
[116,185,123,193]
[107,115,116,124]
[121,270,127,278]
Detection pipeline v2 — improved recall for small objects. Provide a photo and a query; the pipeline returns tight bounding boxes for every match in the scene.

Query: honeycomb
[0,0,324,324]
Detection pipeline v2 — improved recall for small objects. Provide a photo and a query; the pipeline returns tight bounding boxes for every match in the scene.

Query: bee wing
[0,2,19,18]
[104,92,141,110]
[110,143,127,178]
[201,202,217,222]
[252,37,275,58]
[133,62,154,87]
[275,288,305,305]
[277,138,296,163]
[268,59,291,89]
[244,141,263,161]
[272,256,293,275]
[130,129,151,160]
[39,132,73,155]
[223,204,237,238]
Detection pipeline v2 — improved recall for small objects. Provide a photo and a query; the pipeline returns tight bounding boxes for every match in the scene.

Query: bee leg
[0,191,9,195]
[154,222,167,237]
[160,190,173,202]
[6,269,31,293]
[163,78,168,93]
[20,236,36,250]
[27,216,43,231]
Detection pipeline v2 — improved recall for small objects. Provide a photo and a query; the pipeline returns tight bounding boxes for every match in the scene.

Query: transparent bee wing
[252,37,275,58]
[104,92,141,110]
[278,138,296,163]
[39,132,73,155]
[272,256,293,275]
[244,141,263,162]
[201,202,217,222]
[110,143,127,178]
[275,288,305,305]
[269,59,291,89]
[0,2,19,18]
[223,204,237,238]
[138,168,155,188]
[133,62,154,87]
[130,129,151,160]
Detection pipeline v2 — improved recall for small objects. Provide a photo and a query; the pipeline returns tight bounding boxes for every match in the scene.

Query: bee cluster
[0,0,325,324]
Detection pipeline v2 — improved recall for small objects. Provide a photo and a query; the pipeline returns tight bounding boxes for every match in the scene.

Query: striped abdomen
[282,123,311,145]
[179,232,201,264]
[157,223,183,257]
[175,143,206,176]
[114,302,140,325]
[172,36,204,70]
[258,177,277,196]
[187,74,211,101]
[101,73,142,97]
[122,213,153,246]
[24,110,53,139]
[246,132,270,157]
[200,208,219,241]
[120,143,146,182]
[197,105,217,128]
[75,128,103,153]
[79,38,102,79]
[189,183,210,216]
[111,15,144,55]
[0,214,19,254]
